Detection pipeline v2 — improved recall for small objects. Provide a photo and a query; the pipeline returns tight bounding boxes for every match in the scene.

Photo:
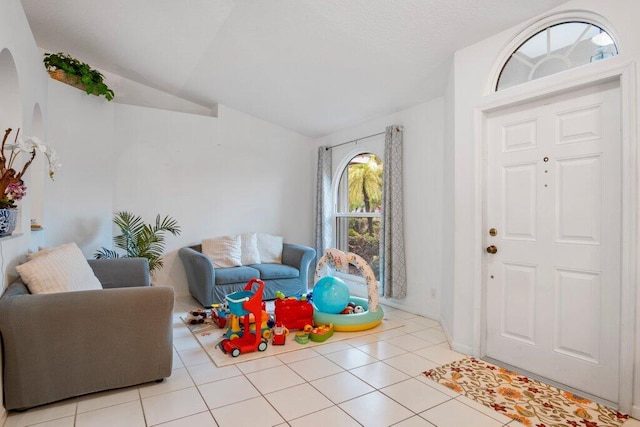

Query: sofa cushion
[240,232,261,265]
[250,263,299,280]
[215,266,261,285]
[15,242,102,294]
[202,235,242,268]
[257,233,283,264]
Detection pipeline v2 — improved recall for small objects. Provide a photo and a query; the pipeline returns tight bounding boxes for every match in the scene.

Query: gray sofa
[0,258,174,410]
[179,243,315,307]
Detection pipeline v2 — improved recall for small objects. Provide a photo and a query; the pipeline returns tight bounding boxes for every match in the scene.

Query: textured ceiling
[20,0,568,137]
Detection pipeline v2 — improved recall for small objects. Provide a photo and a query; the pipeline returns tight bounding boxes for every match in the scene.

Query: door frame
[473,58,637,412]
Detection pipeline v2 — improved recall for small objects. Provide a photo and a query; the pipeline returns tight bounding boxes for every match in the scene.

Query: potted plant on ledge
[0,128,61,237]
[43,52,115,101]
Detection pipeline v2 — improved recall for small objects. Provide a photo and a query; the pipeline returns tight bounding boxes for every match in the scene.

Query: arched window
[496,21,618,91]
[334,152,383,281]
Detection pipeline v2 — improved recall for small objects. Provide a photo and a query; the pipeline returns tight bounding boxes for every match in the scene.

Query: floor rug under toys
[182,306,404,368]
[423,357,628,427]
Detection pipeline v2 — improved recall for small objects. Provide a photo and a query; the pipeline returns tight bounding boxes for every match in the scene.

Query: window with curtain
[334,153,383,281]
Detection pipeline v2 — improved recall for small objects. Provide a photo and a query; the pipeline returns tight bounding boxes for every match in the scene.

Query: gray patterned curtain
[315,146,332,260]
[382,125,407,298]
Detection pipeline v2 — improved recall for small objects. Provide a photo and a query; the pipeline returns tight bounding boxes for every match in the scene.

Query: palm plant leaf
[93,248,121,259]
[94,211,181,273]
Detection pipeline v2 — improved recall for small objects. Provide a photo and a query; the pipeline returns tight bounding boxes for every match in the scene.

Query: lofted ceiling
[20,0,568,137]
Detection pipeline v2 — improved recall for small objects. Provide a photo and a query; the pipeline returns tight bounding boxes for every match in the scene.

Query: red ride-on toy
[218,279,268,357]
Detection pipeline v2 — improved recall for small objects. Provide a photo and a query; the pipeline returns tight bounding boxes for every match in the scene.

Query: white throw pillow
[241,232,261,265]
[26,246,54,260]
[256,233,283,264]
[16,242,102,294]
[202,235,242,268]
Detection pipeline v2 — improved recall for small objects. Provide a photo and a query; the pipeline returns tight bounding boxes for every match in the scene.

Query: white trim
[475,60,637,412]
[487,10,623,95]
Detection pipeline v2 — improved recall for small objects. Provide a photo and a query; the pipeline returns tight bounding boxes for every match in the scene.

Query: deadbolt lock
[489,228,497,236]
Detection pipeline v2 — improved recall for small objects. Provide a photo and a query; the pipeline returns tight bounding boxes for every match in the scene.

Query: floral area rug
[423,358,628,427]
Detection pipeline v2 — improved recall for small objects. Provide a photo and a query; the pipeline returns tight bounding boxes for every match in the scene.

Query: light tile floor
[5,297,640,427]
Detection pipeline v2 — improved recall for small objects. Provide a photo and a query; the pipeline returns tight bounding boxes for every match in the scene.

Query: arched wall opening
[28,103,45,251]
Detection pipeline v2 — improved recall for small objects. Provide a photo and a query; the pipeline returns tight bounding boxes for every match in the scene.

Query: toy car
[218,279,269,357]
[211,303,229,328]
[187,309,207,324]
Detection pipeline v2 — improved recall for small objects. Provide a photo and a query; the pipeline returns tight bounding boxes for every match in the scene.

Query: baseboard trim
[451,341,472,355]
[632,405,640,420]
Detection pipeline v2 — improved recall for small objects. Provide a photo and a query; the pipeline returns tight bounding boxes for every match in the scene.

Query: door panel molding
[475,61,637,412]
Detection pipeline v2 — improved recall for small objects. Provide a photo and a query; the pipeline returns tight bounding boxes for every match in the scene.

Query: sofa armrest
[0,286,174,410]
[282,243,316,287]
[179,247,215,307]
[88,258,151,288]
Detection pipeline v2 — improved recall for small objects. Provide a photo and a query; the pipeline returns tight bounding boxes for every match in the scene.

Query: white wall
[45,80,114,253]
[315,98,445,319]
[111,103,315,295]
[44,86,315,297]
[0,0,50,422]
[449,0,640,412]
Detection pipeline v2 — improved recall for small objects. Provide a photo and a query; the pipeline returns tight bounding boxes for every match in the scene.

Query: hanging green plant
[43,52,115,101]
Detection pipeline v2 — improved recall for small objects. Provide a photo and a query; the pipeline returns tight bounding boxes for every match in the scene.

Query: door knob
[486,245,498,254]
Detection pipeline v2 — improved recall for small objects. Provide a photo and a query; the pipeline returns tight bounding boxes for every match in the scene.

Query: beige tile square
[288,355,344,381]
[77,387,139,413]
[289,405,361,427]
[212,396,284,426]
[138,367,195,398]
[245,365,305,394]
[142,387,208,426]
[173,335,203,352]
[411,328,448,344]
[381,378,451,413]
[350,361,411,389]
[313,340,354,354]
[419,398,503,427]
[198,375,260,409]
[413,346,468,365]
[21,417,75,427]
[178,347,213,367]
[236,355,283,374]
[324,347,378,369]
[310,371,375,404]
[339,391,414,426]
[357,340,407,360]
[383,334,431,351]
[76,400,145,427]
[394,416,437,426]
[186,361,242,385]
[275,347,319,363]
[384,352,438,377]
[154,412,218,427]
[265,383,333,420]
[5,400,78,427]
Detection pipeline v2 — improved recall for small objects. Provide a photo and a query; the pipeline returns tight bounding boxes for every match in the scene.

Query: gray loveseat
[179,243,315,307]
[0,258,174,410]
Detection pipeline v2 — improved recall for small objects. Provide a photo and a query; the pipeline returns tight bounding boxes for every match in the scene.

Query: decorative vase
[0,208,18,237]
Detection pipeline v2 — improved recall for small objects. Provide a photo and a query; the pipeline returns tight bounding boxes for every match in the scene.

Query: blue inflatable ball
[313,276,350,314]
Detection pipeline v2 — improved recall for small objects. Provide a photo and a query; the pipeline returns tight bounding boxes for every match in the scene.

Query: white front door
[485,80,621,403]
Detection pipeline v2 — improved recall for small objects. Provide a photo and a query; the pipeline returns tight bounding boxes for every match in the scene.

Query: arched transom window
[496,21,618,91]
